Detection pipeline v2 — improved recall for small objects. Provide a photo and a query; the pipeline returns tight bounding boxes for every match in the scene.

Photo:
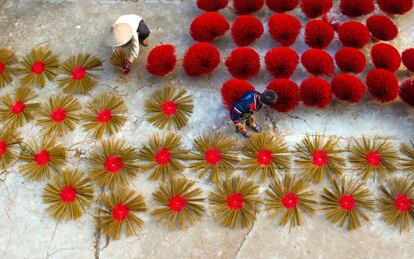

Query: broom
[294,134,346,184]
[265,174,317,229]
[19,137,67,181]
[320,178,374,230]
[144,85,194,130]
[240,132,290,182]
[0,48,19,88]
[19,47,59,88]
[81,93,127,139]
[43,167,94,220]
[0,87,40,128]
[37,95,81,136]
[138,132,189,181]
[152,177,205,229]
[88,138,139,190]
[96,189,147,240]
[0,127,21,169]
[209,176,260,228]
[58,53,102,94]
[349,136,399,181]
[188,132,239,183]
[378,176,414,232]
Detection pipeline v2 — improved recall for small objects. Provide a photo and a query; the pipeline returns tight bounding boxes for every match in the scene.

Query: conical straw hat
[110,23,133,47]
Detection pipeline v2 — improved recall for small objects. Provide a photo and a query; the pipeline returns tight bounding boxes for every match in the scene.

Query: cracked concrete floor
[1,0,414,258]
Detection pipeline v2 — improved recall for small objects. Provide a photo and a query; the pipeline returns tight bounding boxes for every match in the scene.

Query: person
[230,89,278,138]
[110,14,151,74]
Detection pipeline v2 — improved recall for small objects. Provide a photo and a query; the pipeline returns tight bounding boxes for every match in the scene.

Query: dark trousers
[137,20,150,43]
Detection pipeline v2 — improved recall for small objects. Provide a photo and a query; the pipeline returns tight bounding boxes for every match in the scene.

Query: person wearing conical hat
[110,14,150,74]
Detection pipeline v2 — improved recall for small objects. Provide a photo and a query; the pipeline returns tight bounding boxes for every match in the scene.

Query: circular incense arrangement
[37,95,81,136]
[152,177,205,229]
[81,94,128,139]
[19,47,59,88]
[0,48,19,88]
[58,54,102,94]
[144,85,193,130]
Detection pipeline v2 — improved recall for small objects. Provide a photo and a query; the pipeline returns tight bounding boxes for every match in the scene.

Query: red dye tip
[0,62,5,74]
[112,204,129,221]
[104,155,124,173]
[312,150,329,167]
[155,148,171,165]
[31,61,45,74]
[339,194,355,211]
[365,151,382,166]
[50,108,67,123]
[71,66,87,80]
[160,100,177,116]
[0,140,7,156]
[257,150,273,166]
[168,194,187,212]
[97,109,112,123]
[394,194,411,212]
[60,185,77,203]
[205,148,222,165]
[11,100,26,114]
[227,193,244,210]
[34,150,50,166]
[282,192,298,209]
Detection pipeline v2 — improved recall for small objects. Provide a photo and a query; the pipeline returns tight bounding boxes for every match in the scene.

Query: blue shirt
[230,90,262,123]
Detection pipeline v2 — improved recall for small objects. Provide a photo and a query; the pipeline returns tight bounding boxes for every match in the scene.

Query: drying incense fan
[37,95,81,136]
[43,167,94,220]
[0,48,19,88]
[0,87,40,128]
[349,136,399,181]
[265,174,317,228]
[144,85,194,130]
[88,138,139,190]
[209,176,260,228]
[96,189,147,240]
[400,140,414,172]
[152,177,205,229]
[188,132,239,183]
[19,47,59,88]
[378,176,414,232]
[81,93,127,139]
[138,132,189,181]
[146,44,177,76]
[19,137,67,181]
[183,42,221,77]
[0,128,21,169]
[294,134,346,183]
[320,178,374,230]
[58,53,102,94]
[240,132,290,182]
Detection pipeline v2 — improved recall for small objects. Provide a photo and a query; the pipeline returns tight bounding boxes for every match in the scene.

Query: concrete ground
[1,0,414,258]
